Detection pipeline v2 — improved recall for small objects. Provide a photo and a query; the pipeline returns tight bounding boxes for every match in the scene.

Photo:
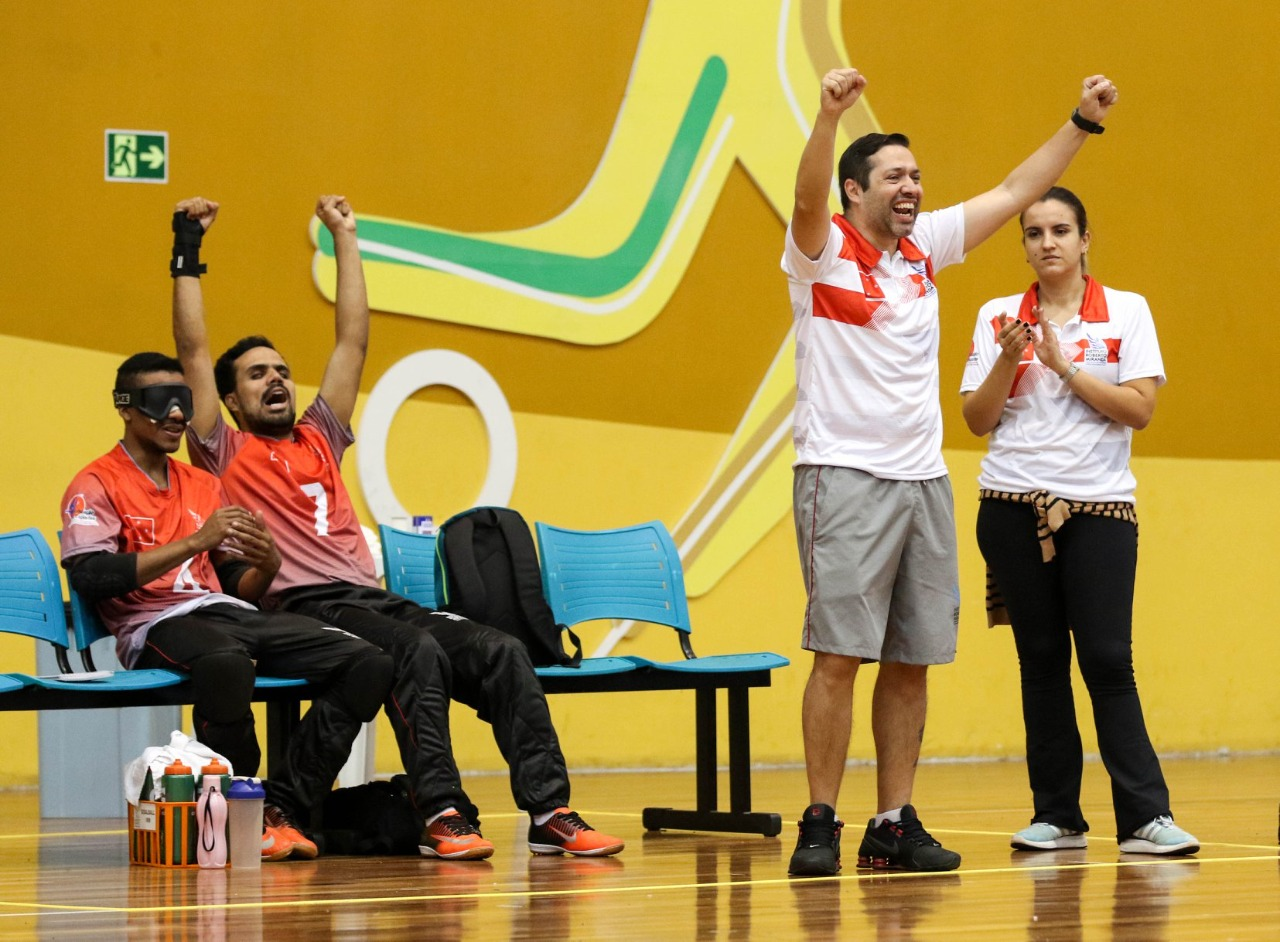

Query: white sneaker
[1118,815,1199,855]
[1011,822,1087,850]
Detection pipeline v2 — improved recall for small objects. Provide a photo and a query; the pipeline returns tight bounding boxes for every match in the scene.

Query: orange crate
[129,800,199,868]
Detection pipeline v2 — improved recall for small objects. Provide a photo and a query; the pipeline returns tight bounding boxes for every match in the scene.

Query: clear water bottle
[196,775,228,869]
[226,778,265,869]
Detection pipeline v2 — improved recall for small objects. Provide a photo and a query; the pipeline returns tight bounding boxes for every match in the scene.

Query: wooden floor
[0,755,1276,940]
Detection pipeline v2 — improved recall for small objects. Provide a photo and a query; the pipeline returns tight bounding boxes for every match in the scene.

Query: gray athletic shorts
[793,465,959,664]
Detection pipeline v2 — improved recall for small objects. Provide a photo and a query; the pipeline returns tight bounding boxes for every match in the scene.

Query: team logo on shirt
[905,266,936,298]
[64,494,98,527]
[188,509,205,530]
[1083,336,1120,365]
[123,515,157,547]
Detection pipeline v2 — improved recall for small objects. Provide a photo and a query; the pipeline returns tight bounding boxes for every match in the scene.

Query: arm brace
[212,555,253,599]
[170,211,207,277]
[64,551,140,600]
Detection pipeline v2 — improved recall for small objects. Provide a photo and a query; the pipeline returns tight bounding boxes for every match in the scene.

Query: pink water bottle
[196,774,228,869]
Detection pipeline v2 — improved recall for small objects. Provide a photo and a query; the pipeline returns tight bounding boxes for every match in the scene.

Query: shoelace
[263,805,296,831]
[797,816,841,847]
[433,814,481,838]
[892,816,941,848]
[548,810,591,834]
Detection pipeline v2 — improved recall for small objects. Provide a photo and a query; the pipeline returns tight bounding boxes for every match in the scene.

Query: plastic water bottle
[196,774,228,869]
[199,758,232,798]
[161,760,197,863]
[161,760,195,802]
[226,778,265,869]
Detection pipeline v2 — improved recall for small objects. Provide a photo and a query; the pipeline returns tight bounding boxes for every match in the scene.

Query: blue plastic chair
[0,527,71,683]
[380,523,637,678]
[379,524,441,608]
[60,535,304,690]
[535,520,791,675]
[0,528,183,691]
[536,518,788,836]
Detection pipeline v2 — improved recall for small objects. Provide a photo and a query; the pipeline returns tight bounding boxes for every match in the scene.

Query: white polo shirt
[960,277,1165,503]
[783,206,966,479]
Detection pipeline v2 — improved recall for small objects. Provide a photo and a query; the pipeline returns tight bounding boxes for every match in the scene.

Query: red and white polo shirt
[782,206,966,479]
[960,277,1165,502]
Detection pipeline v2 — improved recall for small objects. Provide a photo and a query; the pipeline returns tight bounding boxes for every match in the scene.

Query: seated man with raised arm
[170,196,624,860]
[61,352,394,860]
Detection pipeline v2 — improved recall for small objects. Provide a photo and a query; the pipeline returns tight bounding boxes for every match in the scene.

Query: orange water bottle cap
[164,760,192,775]
[201,759,230,776]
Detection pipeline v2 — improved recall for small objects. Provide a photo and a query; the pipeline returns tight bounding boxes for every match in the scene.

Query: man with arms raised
[784,69,1118,876]
[171,195,623,860]
[61,353,393,860]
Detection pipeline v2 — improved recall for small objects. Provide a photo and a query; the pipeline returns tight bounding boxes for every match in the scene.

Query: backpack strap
[436,511,487,620]
[492,510,583,667]
[561,627,583,667]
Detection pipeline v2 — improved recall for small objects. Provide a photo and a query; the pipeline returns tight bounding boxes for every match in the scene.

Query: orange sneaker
[419,811,495,860]
[264,805,319,860]
[528,809,625,857]
[261,825,292,862]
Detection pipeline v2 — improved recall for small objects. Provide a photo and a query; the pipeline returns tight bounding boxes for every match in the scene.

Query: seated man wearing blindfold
[59,352,395,861]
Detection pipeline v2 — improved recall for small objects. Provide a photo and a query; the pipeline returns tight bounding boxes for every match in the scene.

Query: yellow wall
[2,338,1276,787]
[2,0,1277,788]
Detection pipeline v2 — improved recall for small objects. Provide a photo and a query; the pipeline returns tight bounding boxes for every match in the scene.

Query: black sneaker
[856,804,960,872]
[788,803,843,877]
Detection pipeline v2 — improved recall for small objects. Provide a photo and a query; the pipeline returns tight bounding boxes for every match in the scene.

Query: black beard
[246,408,296,436]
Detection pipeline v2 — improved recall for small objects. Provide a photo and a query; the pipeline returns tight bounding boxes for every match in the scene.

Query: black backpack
[434,506,583,668]
[314,775,424,856]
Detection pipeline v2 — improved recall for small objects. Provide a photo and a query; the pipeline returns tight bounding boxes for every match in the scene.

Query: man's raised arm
[961,75,1119,253]
[170,196,222,439]
[314,195,368,428]
[791,69,868,260]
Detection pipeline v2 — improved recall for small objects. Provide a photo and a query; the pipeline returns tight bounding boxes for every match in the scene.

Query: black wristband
[170,210,207,278]
[1070,108,1105,135]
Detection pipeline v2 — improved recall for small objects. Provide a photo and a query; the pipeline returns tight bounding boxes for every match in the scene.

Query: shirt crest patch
[64,494,98,527]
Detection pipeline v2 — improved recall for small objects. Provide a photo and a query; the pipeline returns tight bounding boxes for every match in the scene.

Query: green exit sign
[105,129,168,183]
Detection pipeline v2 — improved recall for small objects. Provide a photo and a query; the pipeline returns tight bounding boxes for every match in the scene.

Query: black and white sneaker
[788,803,843,877]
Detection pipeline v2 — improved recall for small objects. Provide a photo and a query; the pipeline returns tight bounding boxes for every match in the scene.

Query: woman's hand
[996,313,1032,365]
[1031,309,1072,377]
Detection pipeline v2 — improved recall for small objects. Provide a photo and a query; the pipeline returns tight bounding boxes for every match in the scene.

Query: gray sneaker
[1118,815,1199,855]
[1011,822,1087,851]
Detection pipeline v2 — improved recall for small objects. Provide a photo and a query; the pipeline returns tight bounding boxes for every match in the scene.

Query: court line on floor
[0,851,1276,919]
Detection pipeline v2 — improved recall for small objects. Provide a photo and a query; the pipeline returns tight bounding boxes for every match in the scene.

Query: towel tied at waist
[979,489,1137,627]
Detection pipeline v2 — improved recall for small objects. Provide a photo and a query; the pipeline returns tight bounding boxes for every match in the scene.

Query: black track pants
[137,604,393,822]
[279,583,571,824]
